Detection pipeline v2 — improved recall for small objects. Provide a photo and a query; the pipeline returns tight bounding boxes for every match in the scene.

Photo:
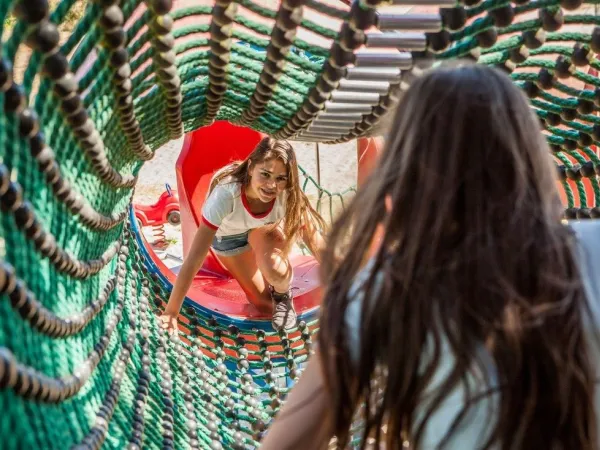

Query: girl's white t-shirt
[201,180,287,237]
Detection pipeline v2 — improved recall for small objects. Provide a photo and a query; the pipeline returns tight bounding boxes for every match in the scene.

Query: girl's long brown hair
[318,65,597,449]
[209,137,326,254]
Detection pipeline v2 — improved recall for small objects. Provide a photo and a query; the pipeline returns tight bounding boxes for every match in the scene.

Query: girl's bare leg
[248,225,292,294]
[248,225,296,330]
[217,249,272,313]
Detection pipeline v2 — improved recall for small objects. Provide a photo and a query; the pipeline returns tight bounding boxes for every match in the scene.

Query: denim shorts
[211,231,251,257]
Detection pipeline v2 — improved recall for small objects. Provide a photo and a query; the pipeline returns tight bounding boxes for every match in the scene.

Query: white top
[201,179,287,237]
[344,220,600,448]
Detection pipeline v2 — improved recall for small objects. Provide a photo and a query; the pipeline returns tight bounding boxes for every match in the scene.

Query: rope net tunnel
[0,0,598,448]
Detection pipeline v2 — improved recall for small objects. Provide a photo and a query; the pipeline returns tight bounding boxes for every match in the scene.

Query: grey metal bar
[344,67,402,82]
[330,91,381,104]
[300,130,345,137]
[316,112,364,121]
[310,121,356,130]
[308,125,354,133]
[365,32,427,50]
[354,52,413,68]
[312,118,361,127]
[376,13,442,32]
[323,102,374,113]
[338,79,390,94]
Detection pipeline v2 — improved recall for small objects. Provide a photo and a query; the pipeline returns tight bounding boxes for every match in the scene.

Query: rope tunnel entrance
[0,0,599,448]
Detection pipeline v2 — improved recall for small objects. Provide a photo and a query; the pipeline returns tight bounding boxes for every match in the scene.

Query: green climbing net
[0,0,598,448]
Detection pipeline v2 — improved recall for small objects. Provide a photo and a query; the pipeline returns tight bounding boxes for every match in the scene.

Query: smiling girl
[160,137,327,331]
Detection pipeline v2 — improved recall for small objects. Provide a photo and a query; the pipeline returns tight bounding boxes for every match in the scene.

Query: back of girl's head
[319,65,596,449]
[368,64,560,245]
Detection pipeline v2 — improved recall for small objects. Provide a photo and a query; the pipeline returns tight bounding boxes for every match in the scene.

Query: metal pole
[315,143,321,186]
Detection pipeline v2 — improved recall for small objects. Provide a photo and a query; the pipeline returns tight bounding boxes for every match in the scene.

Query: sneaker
[271,288,297,331]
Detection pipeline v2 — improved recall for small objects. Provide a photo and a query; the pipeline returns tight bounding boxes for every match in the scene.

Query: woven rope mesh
[0,0,598,449]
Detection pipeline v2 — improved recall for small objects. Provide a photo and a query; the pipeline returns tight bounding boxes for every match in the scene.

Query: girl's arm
[160,223,217,332]
[260,349,333,450]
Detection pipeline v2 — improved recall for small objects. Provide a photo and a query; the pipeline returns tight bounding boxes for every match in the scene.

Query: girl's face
[248,158,288,203]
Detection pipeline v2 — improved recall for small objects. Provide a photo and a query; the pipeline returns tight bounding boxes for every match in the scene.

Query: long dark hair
[209,137,326,254]
[318,65,597,449]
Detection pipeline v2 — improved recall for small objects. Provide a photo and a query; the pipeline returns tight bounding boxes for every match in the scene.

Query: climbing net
[0,0,598,449]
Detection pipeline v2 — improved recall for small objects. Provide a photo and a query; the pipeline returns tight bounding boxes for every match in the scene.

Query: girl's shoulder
[205,179,239,209]
[212,178,241,195]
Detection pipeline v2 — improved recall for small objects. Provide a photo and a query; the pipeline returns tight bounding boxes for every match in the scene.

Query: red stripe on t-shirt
[201,215,219,230]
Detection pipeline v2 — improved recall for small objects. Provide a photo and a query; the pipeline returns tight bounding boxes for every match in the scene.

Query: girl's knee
[258,257,291,290]
[249,225,285,248]
[249,226,291,287]
[264,254,291,276]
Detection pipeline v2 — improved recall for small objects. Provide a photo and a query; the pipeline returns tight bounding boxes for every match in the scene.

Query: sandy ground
[133,136,358,265]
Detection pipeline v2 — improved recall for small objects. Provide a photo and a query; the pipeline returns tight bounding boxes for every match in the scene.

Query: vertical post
[315,143,321,187]
[357,137,384,188]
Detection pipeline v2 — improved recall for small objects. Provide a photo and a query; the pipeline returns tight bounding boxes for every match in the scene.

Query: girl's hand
[159,311,179,335]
